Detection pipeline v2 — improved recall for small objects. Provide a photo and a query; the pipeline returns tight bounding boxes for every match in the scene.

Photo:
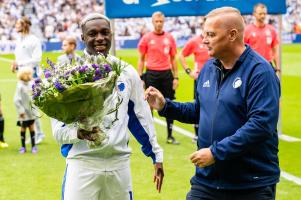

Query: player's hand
[154,162,164,193]
[20,113,25,119]
[144,86,166,111]
[172,79,179,90]
[190,148,215,168]
[77,126,100,141]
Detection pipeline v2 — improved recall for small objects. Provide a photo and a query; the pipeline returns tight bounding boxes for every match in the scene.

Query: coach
[145,7,280,200]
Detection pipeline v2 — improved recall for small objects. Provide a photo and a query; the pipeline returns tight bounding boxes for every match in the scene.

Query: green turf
[0,44,301,199]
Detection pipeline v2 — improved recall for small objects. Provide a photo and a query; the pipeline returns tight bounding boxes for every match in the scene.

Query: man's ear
[229,29,238,42]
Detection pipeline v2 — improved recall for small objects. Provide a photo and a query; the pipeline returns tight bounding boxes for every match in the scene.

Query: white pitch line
[153,117,194,138]
[0,57,13,62]
[154,117,301,185]
[281,171,301,185]
[278,134,301,142]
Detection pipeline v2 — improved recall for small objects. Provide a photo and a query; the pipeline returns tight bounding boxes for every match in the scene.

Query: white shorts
[62,161,133,200]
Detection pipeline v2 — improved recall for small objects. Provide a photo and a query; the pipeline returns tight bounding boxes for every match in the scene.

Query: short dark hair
[253,3,267,13]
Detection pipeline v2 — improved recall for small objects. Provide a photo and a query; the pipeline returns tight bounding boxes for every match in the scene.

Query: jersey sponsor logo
[150,39,155,45]
[163,38,170,45]
[265,29,271,36]
[233,77,242,88]
[199,44,206,49]
[164,47,170,54]
[203,80,210,88]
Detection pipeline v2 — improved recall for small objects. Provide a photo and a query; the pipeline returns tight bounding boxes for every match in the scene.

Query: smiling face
[81,18,112,56]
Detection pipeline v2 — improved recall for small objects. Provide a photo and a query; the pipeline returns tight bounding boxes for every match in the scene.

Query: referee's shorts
[145,69,175,100]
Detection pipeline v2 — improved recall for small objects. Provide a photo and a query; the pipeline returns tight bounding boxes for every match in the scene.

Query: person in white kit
[11,16,45,144]
[51,13,164,200]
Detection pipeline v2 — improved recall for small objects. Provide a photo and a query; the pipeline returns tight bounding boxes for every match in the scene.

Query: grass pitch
[0,44,300,199]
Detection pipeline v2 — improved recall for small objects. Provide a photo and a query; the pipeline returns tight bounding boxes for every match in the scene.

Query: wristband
[185,68,191,75]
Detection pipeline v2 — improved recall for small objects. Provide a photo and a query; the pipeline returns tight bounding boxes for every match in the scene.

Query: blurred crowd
[0,0,300,42]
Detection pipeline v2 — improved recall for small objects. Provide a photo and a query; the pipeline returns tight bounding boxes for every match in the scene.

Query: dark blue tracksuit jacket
[159,45,280,190]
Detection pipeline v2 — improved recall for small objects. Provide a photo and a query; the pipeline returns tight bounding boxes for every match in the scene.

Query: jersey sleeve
[127,66,163,164]
[181,38,194,57]
[169,34,177,56]
[137,35,148,55]
[51,118,81,144]
[270,26,279,48]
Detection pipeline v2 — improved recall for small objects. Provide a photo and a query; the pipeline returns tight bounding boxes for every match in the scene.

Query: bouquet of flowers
[32,54,123,148]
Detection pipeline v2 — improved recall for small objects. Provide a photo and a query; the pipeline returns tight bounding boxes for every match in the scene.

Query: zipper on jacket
[216,67,223,98]
[211,66,231,144]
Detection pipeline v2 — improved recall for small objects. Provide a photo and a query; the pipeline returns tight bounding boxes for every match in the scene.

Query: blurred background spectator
[0,0,300,43]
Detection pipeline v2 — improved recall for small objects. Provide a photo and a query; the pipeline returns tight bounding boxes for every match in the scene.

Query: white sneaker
[35,133,45,145]
[192,136,198,143]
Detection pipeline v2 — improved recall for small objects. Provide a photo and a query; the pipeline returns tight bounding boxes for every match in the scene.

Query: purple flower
[103,64,112,72]
[46,58,56,69]
[34,78,42,84]
[54,79,66,92]
[94,69,103,76]
[68,54,73,64]
[44,69,52,78]
[79,65,88,73]
[93,76,102,81]
[64,71,71,77]
[32,91,40,99]
[91,64,99,69]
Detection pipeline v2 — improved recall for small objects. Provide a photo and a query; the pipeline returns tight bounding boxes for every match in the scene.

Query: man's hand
[77,126,100,141]
[190,148,215,168]
[191,71,199,80]
[11,61,17,73]
[144,86,166,111]
[172,79,179,90]
[154,163,164,193]
[20,113,25,119]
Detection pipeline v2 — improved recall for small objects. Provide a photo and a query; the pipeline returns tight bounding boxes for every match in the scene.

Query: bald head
[205,7,245,40]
